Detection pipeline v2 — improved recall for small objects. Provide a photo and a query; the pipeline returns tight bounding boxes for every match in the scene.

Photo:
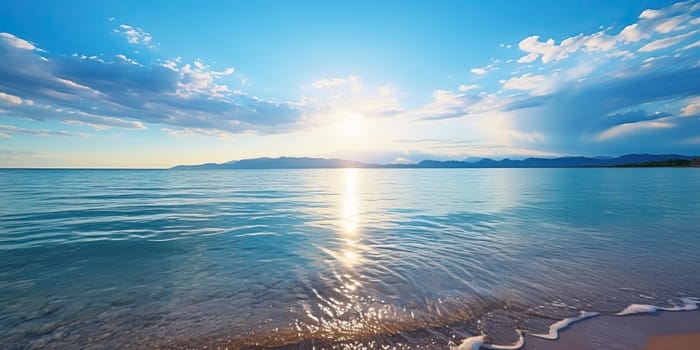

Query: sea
[0,168,698,349]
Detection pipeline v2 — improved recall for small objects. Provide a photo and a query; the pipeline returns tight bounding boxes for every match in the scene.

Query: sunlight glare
[340,112,364,138]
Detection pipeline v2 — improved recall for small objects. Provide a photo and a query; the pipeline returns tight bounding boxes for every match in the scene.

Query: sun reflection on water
[341,168,359,236]
[339,168,362,268]
[300,168,401,341]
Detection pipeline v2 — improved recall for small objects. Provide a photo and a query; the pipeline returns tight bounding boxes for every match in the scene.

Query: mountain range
[172,154,699,169]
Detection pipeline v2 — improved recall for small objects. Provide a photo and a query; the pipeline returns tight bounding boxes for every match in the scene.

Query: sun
[319,110,383,151]
[340,112,365,137]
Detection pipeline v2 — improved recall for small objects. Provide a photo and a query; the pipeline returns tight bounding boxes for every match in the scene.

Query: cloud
[0,32,38,51]
[0,124,88,138]
[517,1,700,64]
[414,90,483,120]
[161,127,233,138]
[0,32,304,135]
[458,84,479,92]
[638,29,700,52]
[0,91,23,105]
[312,77,348,88]
[311,1,700,157]
[618,5,695,43]
[681,39,700,50]
[496,56,700,154]
[302,80,405,128]
[516,32,622,64]
[595,117,674,141]
[115,24,155,47]
[470,65,494,75]
[681,98,700,116]
[501,73,548,94]
[311,76,361,91]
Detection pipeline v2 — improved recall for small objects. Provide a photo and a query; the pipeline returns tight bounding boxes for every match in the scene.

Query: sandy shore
[523,310,700,350]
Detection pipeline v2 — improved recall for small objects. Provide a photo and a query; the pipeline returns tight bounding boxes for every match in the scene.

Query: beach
[523,310,700,350]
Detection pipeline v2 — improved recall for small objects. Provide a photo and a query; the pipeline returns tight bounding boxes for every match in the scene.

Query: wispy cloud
[458,84,479,92]
[470,64,494,75]
[1,0,700,160]
[639,29,699,52]
[411,1,700,156]
[311,76,361,91]
[517,1,700,64]
[0,124,88,138]
[0,32,303,135]
[0,32,38,51]
[0,91,24,105]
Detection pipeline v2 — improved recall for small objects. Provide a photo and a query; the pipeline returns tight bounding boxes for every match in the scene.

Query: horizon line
[2,153,698,170]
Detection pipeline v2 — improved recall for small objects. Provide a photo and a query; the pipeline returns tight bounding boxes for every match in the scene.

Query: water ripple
[0,168,699,348]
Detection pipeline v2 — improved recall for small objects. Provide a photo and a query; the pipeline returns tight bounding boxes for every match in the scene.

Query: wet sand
[523,310,700,350]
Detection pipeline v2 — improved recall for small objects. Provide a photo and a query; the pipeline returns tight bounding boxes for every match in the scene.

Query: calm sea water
[0,168,699,349]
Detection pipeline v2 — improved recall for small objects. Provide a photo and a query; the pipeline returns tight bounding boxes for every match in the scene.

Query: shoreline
[450,298,700,350]
[522,309,700,350]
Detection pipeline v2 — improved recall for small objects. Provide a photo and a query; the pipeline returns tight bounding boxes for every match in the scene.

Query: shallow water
[0,168,699,349]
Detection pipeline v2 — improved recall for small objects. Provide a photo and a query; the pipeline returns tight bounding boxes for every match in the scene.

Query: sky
[1,0,700,168]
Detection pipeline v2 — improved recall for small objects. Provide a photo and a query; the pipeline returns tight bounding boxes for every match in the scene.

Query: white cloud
[458,84,479,92]
[681,99,700,116]
[619,2,698,43]
[161,127,232,138]
[0,91,23,105]
[0,32,303,135]
[639,30,699,52]
[517,35,586,64]
[60,110,146,130]
[0,124,88,138]
[517,2,700,63]
[595,119,674,141]
[502,73,548,94]
[470,64,494,75]
[640,8,662,20]
[654,14,691,33]
[0,32,37,50]
[681,39,700,50]
[312,77,348,89]
[310,76,362,92]
[618,24,647,43]
[305,79,404,126]
[584,32,617,51]
[212,67,235,77]
[116,24,155,47]
[411,89,485,120]
[175,59,234,97]
[115,54,140,65]
[609,50,636,60]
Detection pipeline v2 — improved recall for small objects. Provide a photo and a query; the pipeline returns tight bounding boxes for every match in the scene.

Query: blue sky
[1,0,699,167]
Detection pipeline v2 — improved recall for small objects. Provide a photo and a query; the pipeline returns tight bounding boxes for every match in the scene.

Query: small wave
[235,231,279,238]
[615,297,700,315]
[529,311,599,340]
[450,330,524,350]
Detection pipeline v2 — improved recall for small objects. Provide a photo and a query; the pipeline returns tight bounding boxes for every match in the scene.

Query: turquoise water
[0,168,699,349]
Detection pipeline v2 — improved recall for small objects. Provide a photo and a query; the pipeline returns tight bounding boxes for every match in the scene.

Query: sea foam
[615,297,700,315]
[450,330,524,350]
[529,311,599,340]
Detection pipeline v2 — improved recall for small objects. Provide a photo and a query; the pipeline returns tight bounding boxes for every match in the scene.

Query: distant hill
[171,154,699,169]
[172,157,366,169]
